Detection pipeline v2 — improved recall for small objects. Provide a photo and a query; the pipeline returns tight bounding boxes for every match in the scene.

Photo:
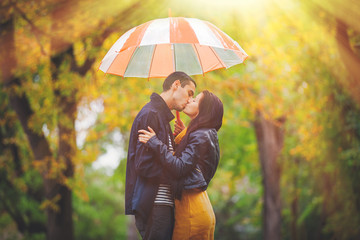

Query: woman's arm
[138,127,206,178]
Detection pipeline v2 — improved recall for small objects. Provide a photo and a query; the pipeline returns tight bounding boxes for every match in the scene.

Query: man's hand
[138,126,156,143]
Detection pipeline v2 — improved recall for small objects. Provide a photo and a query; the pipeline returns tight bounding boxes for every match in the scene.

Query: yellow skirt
[172,190,215,240]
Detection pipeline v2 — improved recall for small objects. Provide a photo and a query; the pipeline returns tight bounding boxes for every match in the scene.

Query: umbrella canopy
[99,17,248,78]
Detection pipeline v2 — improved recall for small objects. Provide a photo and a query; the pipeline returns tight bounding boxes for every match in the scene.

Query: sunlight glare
[170,0,268,19]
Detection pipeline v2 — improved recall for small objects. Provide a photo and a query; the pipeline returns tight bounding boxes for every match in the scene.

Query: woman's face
[183,92,203,119]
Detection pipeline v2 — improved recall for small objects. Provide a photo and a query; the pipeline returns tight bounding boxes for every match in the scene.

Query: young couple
[125,71,224,240]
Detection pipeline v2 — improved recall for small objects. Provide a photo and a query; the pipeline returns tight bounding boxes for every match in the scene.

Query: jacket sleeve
[134,111,164,178]
[146,132,206,178]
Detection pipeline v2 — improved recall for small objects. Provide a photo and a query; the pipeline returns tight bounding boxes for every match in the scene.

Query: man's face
[172,81,196,111]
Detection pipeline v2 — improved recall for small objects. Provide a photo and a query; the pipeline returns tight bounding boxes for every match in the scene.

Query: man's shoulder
[132,103,162,129]
[136,103,159,119]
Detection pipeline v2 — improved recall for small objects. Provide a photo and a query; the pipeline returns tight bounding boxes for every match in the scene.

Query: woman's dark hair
[175,90,223,156]
[171,90,223,199]
[162,71,196,91]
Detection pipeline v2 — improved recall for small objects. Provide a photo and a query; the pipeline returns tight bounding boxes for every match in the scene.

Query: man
[125,71,196,239]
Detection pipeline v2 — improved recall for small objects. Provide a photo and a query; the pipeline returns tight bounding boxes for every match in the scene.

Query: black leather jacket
[147,128,220,191]
[125,93,175,217]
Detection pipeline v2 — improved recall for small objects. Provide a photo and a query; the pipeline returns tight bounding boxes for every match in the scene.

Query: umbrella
[99,17,248,78]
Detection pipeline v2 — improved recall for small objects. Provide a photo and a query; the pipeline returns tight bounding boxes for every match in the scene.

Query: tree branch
[12,2,48,55]
[6,79,53,162]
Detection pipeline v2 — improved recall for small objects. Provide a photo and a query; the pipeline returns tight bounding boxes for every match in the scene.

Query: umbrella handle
[176,111,180,122]
[173,111,181,136]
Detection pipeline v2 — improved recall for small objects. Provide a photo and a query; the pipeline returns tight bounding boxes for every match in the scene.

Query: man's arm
[134,110,164,178]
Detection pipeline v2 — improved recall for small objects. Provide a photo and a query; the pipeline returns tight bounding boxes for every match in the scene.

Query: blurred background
[1,0,360,239]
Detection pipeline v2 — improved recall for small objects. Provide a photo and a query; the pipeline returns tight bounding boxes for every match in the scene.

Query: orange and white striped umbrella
[99,17,248,78]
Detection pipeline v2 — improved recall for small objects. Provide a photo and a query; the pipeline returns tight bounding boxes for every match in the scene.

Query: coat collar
[150,93,175,123]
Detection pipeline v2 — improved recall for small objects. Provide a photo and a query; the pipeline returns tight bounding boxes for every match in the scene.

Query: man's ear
[172,80,181,90]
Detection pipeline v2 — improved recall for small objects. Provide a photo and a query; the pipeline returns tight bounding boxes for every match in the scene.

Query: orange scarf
[174,128,187,145]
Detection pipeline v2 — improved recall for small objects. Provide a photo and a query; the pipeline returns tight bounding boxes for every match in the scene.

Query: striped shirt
[154,134,174,207]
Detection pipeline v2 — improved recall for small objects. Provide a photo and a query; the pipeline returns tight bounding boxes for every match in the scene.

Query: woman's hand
[138,126,156,143]
[174,119,185,136]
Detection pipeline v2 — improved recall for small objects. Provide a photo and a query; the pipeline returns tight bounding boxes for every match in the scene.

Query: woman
[138,90,223,240]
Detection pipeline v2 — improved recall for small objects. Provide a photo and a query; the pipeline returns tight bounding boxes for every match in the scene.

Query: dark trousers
[135,205,174,240]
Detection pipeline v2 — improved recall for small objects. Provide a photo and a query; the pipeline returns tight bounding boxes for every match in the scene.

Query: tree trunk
[335,19,360,106]
[254,111,285,240]
[0,16,17,84]
[46,46,76,240]
[45,181,74,240]
[46,84,76,240]
[44,95,76,240]
[1,15,53,178]
[2,11,75,239]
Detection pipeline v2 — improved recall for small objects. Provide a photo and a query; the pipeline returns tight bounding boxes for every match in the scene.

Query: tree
[0,0,166,238]
[254,112,285,240]
[299,0,360,106]
[335,19,360,105]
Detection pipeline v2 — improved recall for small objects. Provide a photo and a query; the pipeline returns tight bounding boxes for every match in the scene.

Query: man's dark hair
[162,71,196,91]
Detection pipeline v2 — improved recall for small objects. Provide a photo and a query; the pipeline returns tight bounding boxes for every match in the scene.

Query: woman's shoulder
[190,128,217,134]
[188,128,218,141]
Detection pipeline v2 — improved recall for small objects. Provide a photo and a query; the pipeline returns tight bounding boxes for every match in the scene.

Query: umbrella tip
[168,8,172,18]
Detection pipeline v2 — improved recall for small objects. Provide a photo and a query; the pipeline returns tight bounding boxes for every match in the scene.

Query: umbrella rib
[172,44,176,72]
[147,44,157,80]
[170,18,176,73]
[209,47,227,69]
[192,44,205,76]
[123,47,138,77]
[104,56,117,75]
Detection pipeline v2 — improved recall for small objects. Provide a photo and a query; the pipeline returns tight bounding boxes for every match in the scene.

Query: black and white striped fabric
[154,184,174,207]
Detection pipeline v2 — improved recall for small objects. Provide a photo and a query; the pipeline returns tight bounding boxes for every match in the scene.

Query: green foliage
[208,114,262,239]
[73,167,127,240]
[1,0,360,239]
